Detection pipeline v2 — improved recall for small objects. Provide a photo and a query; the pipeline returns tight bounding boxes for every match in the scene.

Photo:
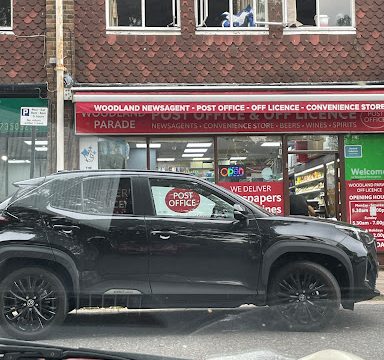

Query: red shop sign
[345,180,384,251]
[218,181,284,215]
[75,112,384,135]
[76,101,384,114]
[165,188,201,213]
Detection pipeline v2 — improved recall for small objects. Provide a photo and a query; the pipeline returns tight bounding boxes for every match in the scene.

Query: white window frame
[106,0,181,34]
[0,0,13,31]
[195,0,271,33]
[283,0,356,34]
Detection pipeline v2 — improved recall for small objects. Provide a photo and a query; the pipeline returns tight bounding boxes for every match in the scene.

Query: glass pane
[288,135,339,219]
[149,178,234,218]
[0,0,11,27]
[7,137,32,196]
[296,0,316,26]
[203,0,266,28]
[145,0,174,27]
[98,137,147,170]
[319,0,352,26]
[205,0,229,27]
[83,177,133,215]
[217,135,282,182]
[50,180,83,212]
[114,0,142,26]
[288,135,338,152]
[0,138,7,201]
[150,137,215,182]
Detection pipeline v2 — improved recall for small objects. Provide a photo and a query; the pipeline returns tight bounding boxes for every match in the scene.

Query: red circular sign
[360,112,384,129]
[165,188,200,213]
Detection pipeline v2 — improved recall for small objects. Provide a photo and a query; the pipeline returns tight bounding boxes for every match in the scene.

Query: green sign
[345,134,384,180]
[0,98,48,136]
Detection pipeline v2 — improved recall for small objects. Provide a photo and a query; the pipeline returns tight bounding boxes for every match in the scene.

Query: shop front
[73,89,384,260]
[0,98,49,201]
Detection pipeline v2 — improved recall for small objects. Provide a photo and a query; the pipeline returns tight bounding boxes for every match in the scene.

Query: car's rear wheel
[0,267,67,340]
[268,261,341,331]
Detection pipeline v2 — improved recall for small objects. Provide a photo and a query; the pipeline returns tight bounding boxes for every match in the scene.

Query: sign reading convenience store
[76,112,384,135]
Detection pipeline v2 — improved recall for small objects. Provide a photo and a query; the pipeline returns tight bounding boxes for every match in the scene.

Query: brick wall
[0,0,46,83]
[74,0,384,84]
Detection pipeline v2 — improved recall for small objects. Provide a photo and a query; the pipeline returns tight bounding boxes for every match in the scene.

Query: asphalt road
[8,303,383,360]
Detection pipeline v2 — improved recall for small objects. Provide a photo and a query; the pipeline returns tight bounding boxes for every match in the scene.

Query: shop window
[107,0,180,29]
[0,137,48,201]
[0,0,11,28]
[217,136,282,183]
[196,0,267,28]
[285,0,354,28]
[150,138,215,182]
[288,135,339,219]
[98,137,147,170]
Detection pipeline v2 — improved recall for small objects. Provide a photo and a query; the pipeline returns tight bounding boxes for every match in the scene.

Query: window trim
[0,0,12,31]
[194,0,269,31]
[105,0,181,31]
[282,0,356,32]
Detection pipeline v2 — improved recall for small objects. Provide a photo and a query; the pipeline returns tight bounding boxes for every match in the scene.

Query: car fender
[260,241,354,295]
[0,245,80,296]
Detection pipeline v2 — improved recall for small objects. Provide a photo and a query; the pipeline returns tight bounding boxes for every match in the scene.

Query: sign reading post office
[20,107,48,126]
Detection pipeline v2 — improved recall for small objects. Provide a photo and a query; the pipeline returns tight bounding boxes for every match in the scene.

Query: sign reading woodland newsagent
[345,134,384,251]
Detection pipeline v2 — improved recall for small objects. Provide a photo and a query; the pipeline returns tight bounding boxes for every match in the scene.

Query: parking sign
[20,107,48,126]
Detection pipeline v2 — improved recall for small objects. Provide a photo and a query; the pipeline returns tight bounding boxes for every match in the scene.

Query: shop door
[287,135,341,220]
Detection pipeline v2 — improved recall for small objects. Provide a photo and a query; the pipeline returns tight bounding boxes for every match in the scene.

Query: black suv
[0,170,379,339]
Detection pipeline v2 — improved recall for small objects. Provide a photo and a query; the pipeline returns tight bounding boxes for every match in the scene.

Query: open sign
[165,188,200,213]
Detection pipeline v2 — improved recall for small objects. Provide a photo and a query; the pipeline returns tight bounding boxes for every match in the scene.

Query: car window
[50,180,83,212]
[49,177,134,215]
[82,177,133,215]
[149,178,235,219]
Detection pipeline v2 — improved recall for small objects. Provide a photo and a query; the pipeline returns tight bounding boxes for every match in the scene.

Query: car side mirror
[233,203,248,221]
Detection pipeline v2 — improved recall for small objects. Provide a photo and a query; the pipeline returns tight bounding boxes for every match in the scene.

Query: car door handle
[53,224,80,234]
[150,230,178,240]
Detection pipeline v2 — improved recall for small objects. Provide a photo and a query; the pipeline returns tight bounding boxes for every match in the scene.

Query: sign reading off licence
[20,107,48,126]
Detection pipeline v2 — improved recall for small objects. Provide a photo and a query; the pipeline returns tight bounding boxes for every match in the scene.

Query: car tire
[0,267,68,340]
[268,261,341,331]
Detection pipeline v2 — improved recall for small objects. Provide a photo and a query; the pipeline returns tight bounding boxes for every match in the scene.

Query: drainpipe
[56,0,65,171]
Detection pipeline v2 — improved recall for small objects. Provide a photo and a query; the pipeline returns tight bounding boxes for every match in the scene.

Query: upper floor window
[285,0,354,29]
[0,0,11,29]
[196,0,267,29]
[107,0,180,30]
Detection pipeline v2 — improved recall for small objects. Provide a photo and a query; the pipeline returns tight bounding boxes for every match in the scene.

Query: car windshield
[1,0,383,359]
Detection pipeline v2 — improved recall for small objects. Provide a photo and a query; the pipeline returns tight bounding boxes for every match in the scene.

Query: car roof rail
[51,169,195,177]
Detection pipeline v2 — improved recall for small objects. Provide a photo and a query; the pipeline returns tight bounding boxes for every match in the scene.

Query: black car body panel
[0,170,379,312]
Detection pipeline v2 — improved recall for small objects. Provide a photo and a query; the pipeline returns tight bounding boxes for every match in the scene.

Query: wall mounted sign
[345,134,384,251]
[218,181,284,215]
[76,111,384,135]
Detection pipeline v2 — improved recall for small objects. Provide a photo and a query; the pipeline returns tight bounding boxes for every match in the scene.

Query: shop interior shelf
[296,189,324,195]
[292,177,324,188]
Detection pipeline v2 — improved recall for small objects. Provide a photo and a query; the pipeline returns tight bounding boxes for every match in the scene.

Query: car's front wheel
[268,261,341,331]
[0,267,68,340]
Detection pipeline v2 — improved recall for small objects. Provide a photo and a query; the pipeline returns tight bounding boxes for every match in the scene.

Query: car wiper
[0,338,183,360]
